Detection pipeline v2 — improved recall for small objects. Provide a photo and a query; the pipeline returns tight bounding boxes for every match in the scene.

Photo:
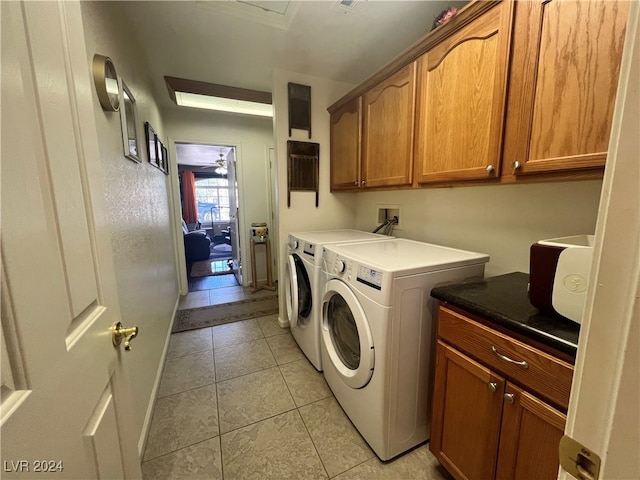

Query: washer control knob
[290,240,298,249]
[335,260,346,273]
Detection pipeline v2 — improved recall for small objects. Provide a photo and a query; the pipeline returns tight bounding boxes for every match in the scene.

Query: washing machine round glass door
[322,279,374,388]
[285,253,312,329]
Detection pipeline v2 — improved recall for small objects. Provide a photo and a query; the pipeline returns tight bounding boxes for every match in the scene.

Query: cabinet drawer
[437,306,574,410]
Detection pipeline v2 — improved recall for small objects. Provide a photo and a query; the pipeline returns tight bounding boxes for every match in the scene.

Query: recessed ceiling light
[165,76,273,118]
[175,92,273,117]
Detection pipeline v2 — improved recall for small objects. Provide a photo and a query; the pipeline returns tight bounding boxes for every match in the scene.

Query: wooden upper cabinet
[330,97,362,191]
[362,63,416,188]
[414,1,514,184]
[503,0,630,177]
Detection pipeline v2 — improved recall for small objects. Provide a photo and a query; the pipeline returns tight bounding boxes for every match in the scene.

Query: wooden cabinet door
[414,2,513,184]
[362,63,416,188]
[503,0,630,177]
[430,341,505,480]
[330,97,362,191]
[496,383,566,480]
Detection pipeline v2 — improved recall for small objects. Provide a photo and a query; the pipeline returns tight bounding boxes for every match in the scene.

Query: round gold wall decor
[92,54,119,111]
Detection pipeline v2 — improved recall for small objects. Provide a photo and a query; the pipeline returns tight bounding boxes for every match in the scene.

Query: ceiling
[175,143,233,170]
[115,0,467,113]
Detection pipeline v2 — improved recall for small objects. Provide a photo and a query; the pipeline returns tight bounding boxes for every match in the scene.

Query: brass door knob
[112,322,139,351]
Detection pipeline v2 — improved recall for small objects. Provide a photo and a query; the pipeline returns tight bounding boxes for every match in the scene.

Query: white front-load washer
[285,230,390,371]
[320,238,489,460]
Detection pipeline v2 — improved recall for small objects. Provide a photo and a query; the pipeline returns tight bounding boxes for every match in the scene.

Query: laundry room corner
[271,69,361,326]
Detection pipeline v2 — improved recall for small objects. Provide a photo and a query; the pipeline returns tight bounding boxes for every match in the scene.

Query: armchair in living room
[182,219,211,263]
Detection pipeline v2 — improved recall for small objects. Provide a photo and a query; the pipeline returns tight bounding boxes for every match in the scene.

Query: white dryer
[285,230,390,371]
[320,238,489,460]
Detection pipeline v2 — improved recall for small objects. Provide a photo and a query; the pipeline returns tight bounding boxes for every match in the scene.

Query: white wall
[353,181,603,277]
[162,107,275,286]
[80,1,178,453]
[272,69,359,322]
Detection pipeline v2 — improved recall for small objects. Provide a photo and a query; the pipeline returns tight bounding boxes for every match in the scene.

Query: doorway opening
[176,143,242,292]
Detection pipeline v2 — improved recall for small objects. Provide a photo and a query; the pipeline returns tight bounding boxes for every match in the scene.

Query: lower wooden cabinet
[496,383,566,480]
[430,307,570,480]
[431,341,505,480]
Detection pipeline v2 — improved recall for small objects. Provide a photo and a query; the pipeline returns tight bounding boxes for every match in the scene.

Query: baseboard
[137,295,177,456]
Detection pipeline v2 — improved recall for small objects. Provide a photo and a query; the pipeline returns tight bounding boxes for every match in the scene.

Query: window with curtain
[195,177,230,226]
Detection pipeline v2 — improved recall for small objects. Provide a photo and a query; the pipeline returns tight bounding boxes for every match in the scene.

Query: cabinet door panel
[362,63,415,188]
[330,97,362,190]
[505,0,629,175]
[438,306,574,410]
[431,341,505,480]
[415,2,513,183]
[496,383,566,480]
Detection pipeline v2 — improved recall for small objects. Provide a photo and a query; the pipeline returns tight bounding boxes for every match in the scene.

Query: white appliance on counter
[320,238,489,460]
[530,234,595,323]
[285,229,391,371]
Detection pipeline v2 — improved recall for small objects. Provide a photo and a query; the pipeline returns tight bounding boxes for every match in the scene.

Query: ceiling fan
[202,153,228,174]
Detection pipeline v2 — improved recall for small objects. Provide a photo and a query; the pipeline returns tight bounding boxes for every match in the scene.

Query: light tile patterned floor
[178,285,276,310]
[142,313,453,480]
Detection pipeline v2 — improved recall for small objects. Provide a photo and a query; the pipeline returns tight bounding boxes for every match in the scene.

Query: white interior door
[1,2,141,478]
[227,148,242,285]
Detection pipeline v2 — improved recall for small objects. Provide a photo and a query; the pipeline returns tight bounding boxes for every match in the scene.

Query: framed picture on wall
[120,80,140,163]
[144,122,159,167]
[156,136,165,172]
[162,144,169,175]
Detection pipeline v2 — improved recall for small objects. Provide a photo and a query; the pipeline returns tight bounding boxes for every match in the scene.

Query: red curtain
[181,170,198,223]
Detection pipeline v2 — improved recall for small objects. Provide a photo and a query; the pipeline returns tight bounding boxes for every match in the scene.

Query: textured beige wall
[353,180,603,278]
[80,1,178,451]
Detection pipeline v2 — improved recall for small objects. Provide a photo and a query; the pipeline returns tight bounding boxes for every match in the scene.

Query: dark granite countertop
[431,272,580,358]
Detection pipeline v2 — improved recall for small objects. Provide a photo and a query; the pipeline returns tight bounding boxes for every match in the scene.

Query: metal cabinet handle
[353,181,358,186]
[491,346,528,369]
[511,161,522,171]
[486,165,495,174]
[487,382,497,393]
[361,180,367,186]
[504,392,516,404]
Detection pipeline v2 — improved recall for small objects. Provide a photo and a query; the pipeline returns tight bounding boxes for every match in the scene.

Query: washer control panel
[323,248,384,292]
[303,242,316,257]
[356,266,383,291]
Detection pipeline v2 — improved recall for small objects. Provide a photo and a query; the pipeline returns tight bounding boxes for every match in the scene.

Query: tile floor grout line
[141,434,222,466]
[155,378,217,401]
[219,405,299,437]
[164,345,213,361]
[215,362,280,385]
[212,325,226,480]
[295,398,332,479]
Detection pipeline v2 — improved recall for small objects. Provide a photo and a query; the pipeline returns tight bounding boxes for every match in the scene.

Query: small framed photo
[145,122,158,167]
[162,144,169,175]
[120,80,140,162]
[156,136,165,172]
